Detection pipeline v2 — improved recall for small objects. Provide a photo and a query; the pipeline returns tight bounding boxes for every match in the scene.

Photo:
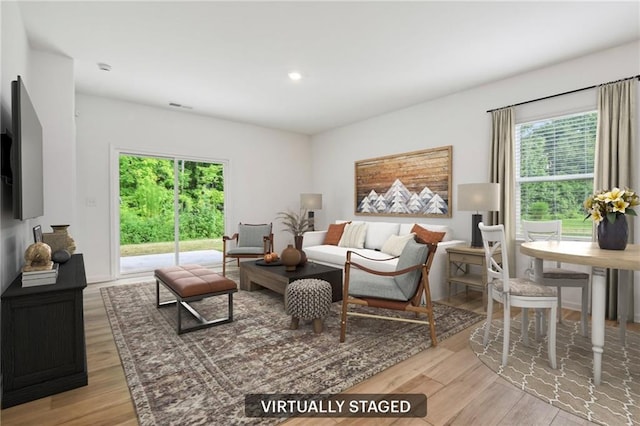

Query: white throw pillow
[338,222,368,248]
[381,233,416,256]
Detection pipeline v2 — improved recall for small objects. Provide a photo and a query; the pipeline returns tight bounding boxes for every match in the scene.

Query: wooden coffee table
[239,260,343,302]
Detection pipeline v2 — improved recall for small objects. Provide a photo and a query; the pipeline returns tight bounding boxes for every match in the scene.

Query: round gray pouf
[285,279,332,334]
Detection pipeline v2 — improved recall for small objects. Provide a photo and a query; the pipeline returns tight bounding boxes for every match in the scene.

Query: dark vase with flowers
[597,213,628,250]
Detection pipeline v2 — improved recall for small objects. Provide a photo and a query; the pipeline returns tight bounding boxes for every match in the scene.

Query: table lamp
[300,193,322,231]
[457,183,500,248]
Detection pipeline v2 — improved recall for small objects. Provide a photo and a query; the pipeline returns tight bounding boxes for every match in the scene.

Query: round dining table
[520,240,640,386]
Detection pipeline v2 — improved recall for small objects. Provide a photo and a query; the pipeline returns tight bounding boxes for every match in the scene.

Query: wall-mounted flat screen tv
[11,75,44,220]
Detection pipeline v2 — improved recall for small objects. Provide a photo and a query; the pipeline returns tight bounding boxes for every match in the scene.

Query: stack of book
[21,264,59,287]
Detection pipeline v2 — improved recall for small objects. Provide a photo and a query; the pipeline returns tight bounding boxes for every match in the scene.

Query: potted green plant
[277,209,312,249]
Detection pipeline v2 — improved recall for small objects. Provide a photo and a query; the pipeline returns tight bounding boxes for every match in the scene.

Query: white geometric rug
[470,318,640,426]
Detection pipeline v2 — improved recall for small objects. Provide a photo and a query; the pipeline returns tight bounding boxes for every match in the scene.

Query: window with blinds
[515,111,597,238]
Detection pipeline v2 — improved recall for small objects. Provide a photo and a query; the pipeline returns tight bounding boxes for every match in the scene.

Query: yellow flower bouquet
[584,187,639,224]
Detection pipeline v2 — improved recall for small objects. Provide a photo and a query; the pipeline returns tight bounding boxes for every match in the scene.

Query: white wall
[29,51,76,231]
[75,95,311,282]
[1,2,33,291]
[310,41,640,317]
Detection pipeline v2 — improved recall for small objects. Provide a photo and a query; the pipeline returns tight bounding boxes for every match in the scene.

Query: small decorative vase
[42,224,77,254]
[597,214,628,250]
[294,235,307,266]
[281,244,301,271]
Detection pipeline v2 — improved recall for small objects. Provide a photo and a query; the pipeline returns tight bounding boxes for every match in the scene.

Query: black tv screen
[11,75,44,220]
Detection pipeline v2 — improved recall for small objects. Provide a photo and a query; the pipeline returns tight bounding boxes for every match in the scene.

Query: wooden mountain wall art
[354,146,452,218]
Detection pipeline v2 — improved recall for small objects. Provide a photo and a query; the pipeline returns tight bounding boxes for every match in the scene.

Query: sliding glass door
[176,159,225,267]
[119,154,225,275]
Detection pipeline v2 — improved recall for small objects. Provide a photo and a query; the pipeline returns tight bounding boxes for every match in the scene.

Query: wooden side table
[446,245,500,310]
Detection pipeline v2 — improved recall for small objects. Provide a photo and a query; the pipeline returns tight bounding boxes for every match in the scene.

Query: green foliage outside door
[119,155,225,245]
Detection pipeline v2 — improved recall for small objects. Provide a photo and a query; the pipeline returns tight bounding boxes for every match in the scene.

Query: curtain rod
[486,74,640,113]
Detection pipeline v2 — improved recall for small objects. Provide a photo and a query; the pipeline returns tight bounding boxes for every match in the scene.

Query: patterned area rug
[470,318,640,426]
[101,280,483,425]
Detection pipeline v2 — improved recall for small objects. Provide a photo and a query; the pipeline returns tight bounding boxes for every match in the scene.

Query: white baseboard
[87,274,113,284]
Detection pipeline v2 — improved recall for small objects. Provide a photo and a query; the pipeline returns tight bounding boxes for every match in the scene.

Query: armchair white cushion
[348,240,429,301]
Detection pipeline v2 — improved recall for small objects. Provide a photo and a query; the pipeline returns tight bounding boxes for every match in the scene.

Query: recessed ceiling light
[288,71,302,81]
[97,62,112,72]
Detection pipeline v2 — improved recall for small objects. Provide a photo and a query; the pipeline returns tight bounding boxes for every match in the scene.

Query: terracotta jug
[281,244,301,271]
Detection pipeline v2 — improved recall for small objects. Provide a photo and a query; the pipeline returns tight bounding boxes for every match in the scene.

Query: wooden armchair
[339,239,438,344]
[222,223,274,276]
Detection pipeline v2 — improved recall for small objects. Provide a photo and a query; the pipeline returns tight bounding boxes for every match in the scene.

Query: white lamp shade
[300,193,322,210]
[457,183,500,212]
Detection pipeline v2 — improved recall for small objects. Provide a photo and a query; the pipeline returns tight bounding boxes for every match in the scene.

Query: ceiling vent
[169,102,193,110]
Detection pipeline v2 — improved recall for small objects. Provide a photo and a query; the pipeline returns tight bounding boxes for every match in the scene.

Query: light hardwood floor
[1,276,629,425]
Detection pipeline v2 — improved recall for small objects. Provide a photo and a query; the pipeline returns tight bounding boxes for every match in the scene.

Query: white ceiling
[16,1,640,135]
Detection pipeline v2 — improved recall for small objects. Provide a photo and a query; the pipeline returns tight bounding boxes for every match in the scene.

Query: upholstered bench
[155,264,237,334]
[285,279,332,334]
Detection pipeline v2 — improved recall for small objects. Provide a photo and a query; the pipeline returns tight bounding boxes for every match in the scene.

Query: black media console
[1,254,87,408]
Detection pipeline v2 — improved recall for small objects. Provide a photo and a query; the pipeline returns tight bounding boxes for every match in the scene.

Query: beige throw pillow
[338,222,368,248]
[381,233,416,256]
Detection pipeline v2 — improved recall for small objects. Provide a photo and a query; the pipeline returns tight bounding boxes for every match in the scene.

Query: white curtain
[594,78,637,320]
[490,107,515,275]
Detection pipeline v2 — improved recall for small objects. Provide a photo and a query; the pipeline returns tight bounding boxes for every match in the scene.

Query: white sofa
[302,220,466,301]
